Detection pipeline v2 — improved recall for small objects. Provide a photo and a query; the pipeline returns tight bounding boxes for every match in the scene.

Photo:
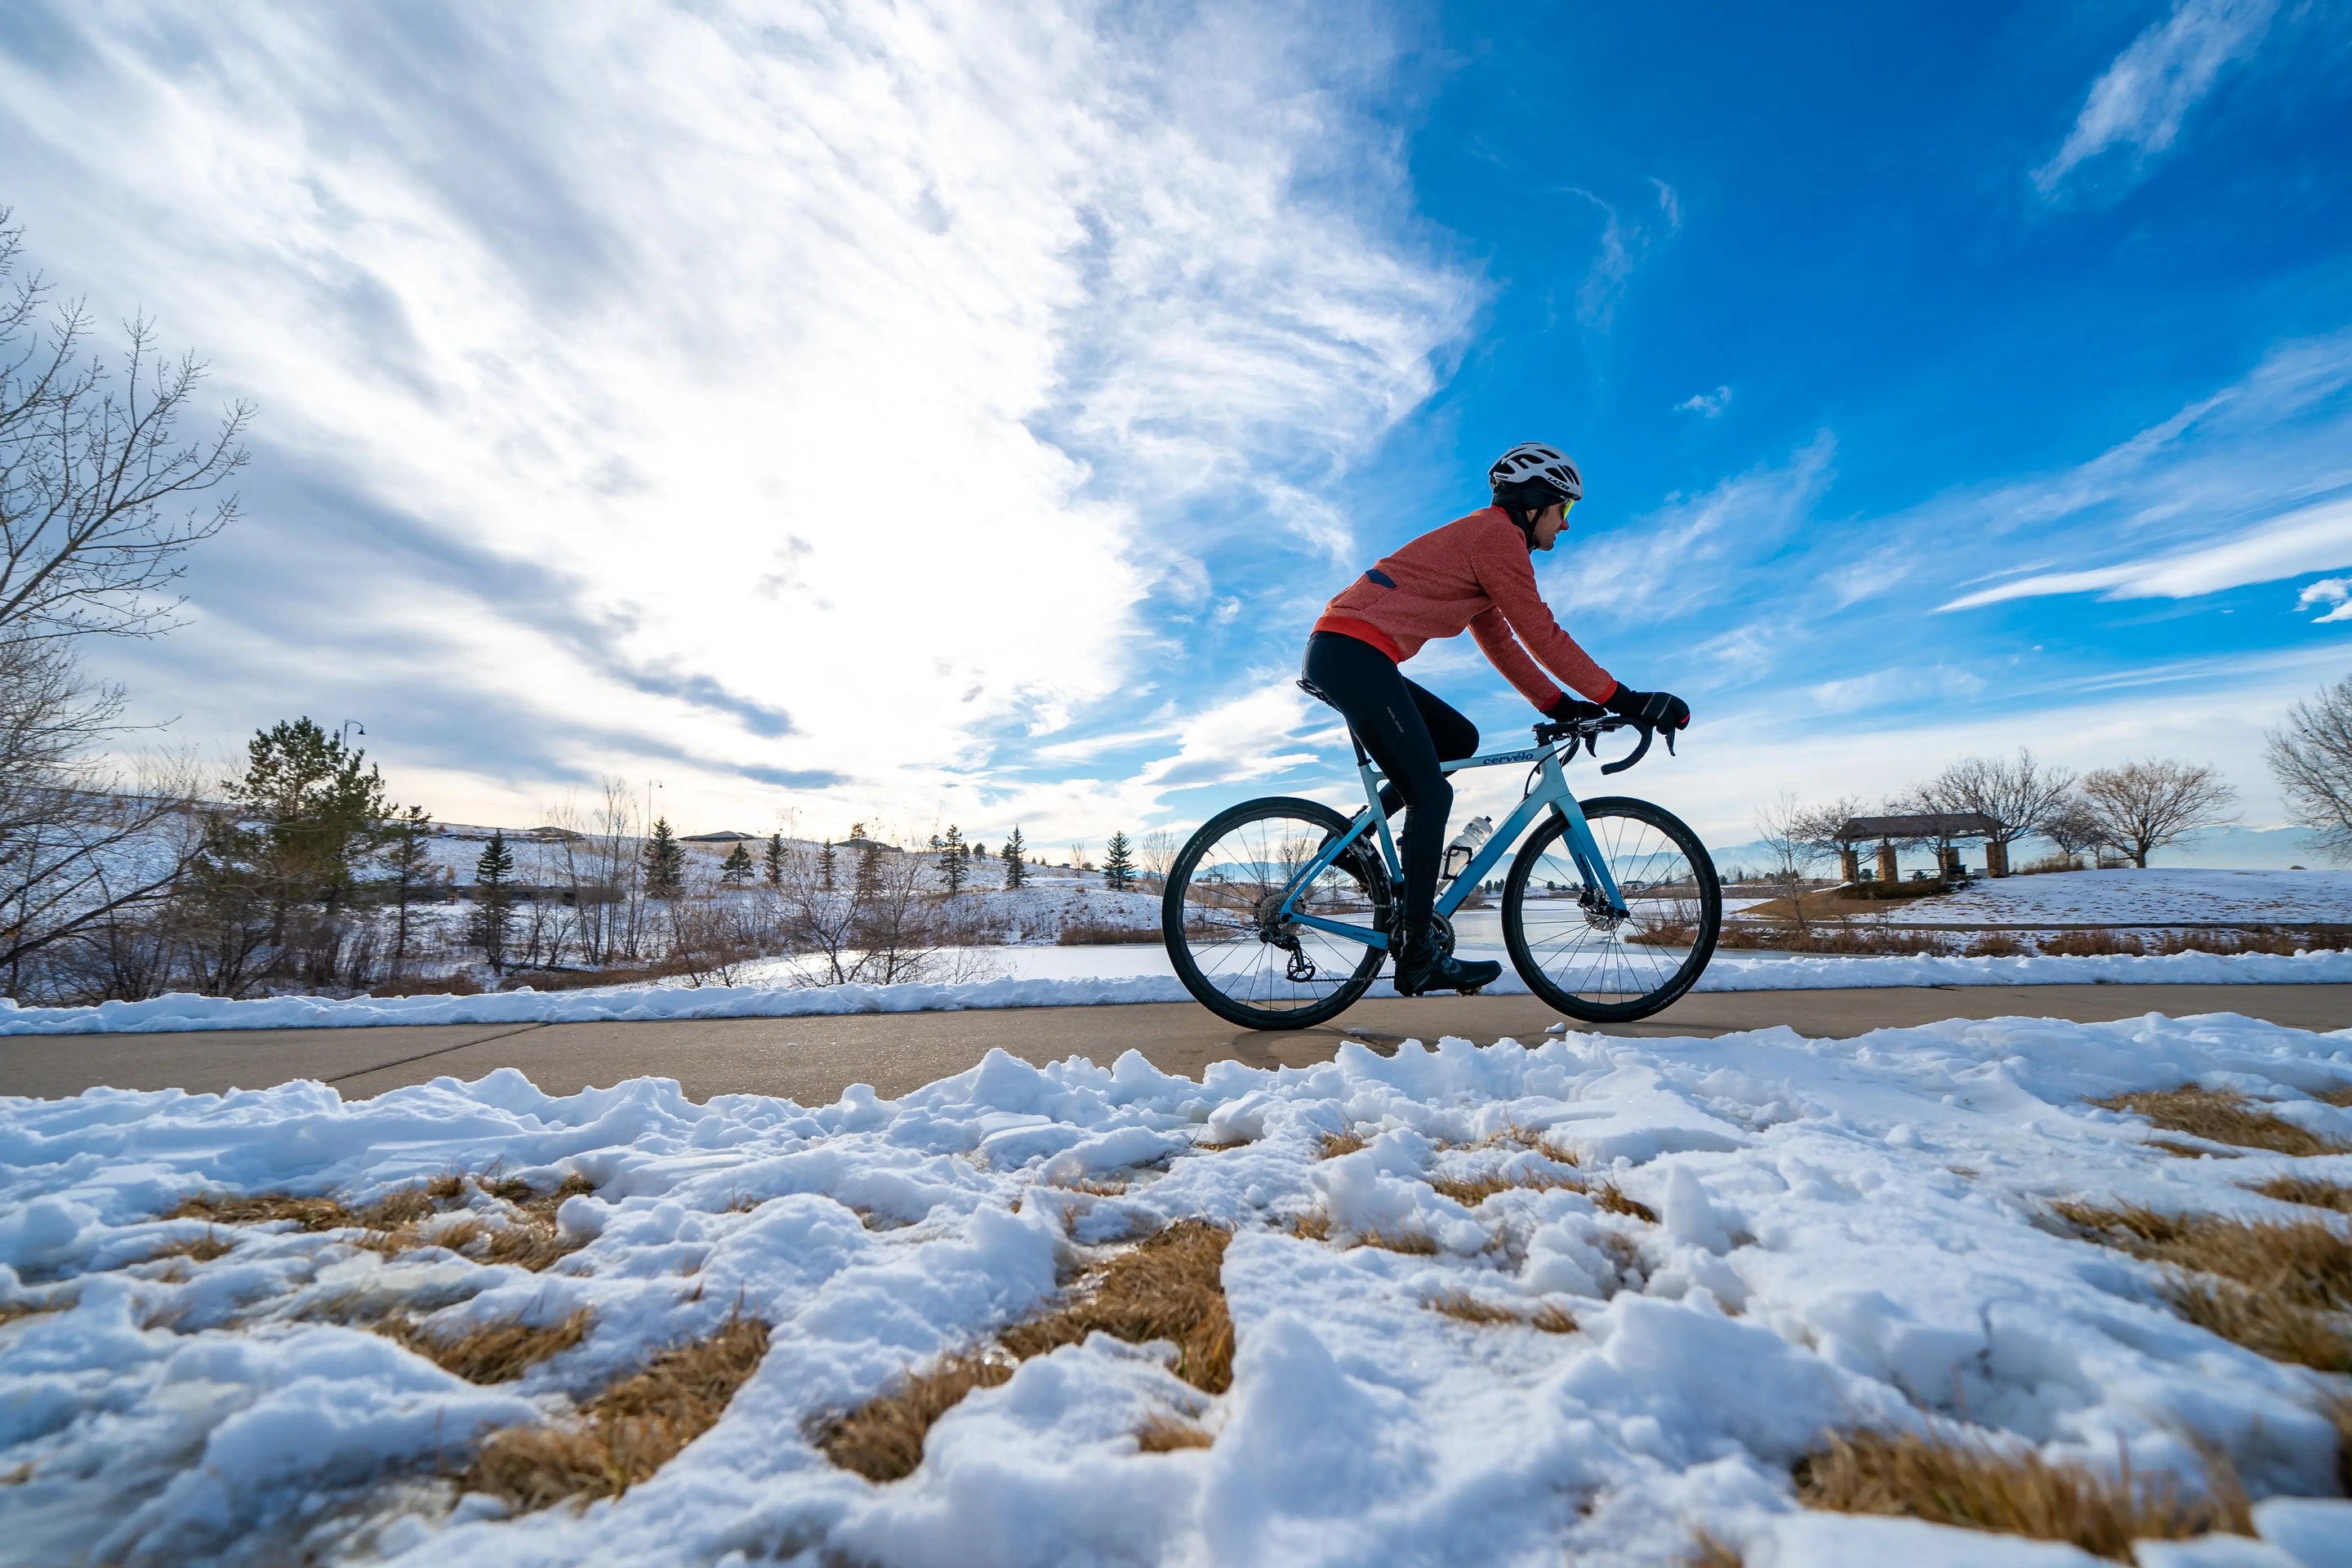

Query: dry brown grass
[2053,1202,2352,1308]
[2249,1173,2352,1213]
[1428,1168,1582,1206]
[1683,1531,1744,1568]
[1352,1226,1440,1255]
[1591,1181,1659,1223]
[999,1220,1235,1392]
[168,1192,354,1231]
[816,1352,1016,1483]
[466,1312,769,1511]
[2314,1085,2352,1107]
[1794,1429,2248,1561]
[1963,933,2029,957]
[2089,1086,2350,1156]
[1427,1290,1524,1325]
[1289,1208,1333,1241]
[1317,1129,1368,1159]
[817,1221,1235,1484]
[1192,1136,1253,1152]
[381,1307,592,1383]
[0,1295,72,1328]
[1529,1303,1579,1334]
[2055,1201,2352,1370]
[141,1229,234,1265]
[2163,1277,2352,1372]
[163,1174,596,1276]
[2151,1138,2243,1160]
[1134,1414,1215,1452]
[1425,1290,1579,1334]
[1046,1177,1131,1197]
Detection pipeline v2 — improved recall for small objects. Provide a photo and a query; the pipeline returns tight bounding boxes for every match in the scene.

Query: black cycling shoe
[1392,942,1503,996]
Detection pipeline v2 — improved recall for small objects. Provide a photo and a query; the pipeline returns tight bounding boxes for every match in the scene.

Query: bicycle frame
[1275,737,1627,953]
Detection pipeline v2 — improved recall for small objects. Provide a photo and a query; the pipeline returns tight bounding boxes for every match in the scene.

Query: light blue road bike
[1160,706,1721,1029]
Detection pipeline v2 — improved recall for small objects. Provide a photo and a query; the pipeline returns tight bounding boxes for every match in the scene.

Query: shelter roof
[1836,813,2002,842]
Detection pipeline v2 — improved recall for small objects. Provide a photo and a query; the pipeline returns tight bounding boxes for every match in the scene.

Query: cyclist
[1302,442,1690,996]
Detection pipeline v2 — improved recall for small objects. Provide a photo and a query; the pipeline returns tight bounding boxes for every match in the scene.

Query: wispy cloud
[1940,495,2352,610]
[1552,434,1836,621]
[1857,326,2352,614]
[1570,180,1680,331]
[2033,0,2277,197]
[2,0,1472,834]
[1674,385,1732,418]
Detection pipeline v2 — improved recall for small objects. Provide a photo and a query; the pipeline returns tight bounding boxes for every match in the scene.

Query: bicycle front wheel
[1161,797,1390,1030]
[1502,795,1721,1022]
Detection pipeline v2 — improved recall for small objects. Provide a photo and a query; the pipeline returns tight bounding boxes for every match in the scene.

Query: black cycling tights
[1301,630,1478,952]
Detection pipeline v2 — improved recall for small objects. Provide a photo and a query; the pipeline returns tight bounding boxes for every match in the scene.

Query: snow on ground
[5,1017,2351,1565]
[1887,869,2352,927]
[10,948,2352,1036]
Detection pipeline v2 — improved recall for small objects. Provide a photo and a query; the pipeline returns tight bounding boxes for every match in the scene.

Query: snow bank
[5,1016,2352,1564]
[10,947,2352,1036]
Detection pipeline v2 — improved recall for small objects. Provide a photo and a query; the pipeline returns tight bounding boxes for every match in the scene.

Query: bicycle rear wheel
[1501,795,1720,1022]
[1162,797,1390,1030]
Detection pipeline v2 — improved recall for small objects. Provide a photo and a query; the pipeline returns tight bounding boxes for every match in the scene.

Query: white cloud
[1552,434,1835,621]
[3,0,1473,837]
[2033,0,2277,197]
[1939,495,2352,610]
[1674,385,1731,418]
[2297,577,2352,623]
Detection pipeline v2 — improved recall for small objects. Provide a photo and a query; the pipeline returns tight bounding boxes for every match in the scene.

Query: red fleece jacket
[1313,506,1616,710]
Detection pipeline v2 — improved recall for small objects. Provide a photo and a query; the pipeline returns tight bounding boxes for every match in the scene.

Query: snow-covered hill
[1885,868,2352,927]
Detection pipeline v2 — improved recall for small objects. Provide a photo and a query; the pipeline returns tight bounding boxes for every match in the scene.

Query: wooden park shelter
[1833,812,2007,883]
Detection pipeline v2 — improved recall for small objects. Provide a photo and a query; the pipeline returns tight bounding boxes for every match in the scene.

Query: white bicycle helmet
[1487,442,1584,503]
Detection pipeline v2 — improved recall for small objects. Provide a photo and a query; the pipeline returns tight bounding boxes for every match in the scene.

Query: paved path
[7,985,2346,1105]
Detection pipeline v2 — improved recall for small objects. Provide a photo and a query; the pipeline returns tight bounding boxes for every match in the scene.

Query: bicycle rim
[1502,795,1721,1022]
[1161,797,1388,1030]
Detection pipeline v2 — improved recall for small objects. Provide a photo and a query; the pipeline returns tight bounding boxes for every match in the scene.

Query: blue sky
[5,0,2350,857]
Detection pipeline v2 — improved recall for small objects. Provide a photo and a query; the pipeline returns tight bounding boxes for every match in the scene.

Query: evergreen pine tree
[764,832,785,885]
[720,841,755,885]
[643,817,685,898]
[1102,830,1135,891]
[470,830,516,974]
[380,805,443,982]
[854,837,883,899]
[1002,825,1027,889]
[819,838,837,891]
[938,824,968,895]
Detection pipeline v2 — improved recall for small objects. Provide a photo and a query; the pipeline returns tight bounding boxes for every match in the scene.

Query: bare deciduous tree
[2,210,250,644]
[2037,796,2108,867]
[0,636,202,997]
[1754,792,1848,934]
[2078,759,2238,868]
[2268,675,2352,864]
[1919,750,2078,870]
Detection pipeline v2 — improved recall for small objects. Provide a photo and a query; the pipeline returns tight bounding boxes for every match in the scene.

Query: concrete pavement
[5,984,2346,1104]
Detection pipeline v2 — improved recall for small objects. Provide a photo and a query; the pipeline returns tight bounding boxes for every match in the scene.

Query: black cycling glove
[1602,684,1690,731]
[1544,693,1606,724]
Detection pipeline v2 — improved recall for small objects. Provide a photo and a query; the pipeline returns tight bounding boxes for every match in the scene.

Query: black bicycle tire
[1501,795,1722,1022]
[1161,796,1390,1030]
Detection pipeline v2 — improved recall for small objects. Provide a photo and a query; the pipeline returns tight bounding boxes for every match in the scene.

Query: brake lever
[1664,728,1677,757]
[1600,724,1654,775]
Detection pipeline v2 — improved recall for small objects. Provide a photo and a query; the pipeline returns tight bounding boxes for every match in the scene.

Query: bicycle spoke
[1167,800,1387,1025]
[1506,803,1717,1016]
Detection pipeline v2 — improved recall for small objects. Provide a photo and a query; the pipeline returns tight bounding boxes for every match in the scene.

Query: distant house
[680,830,757,844]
